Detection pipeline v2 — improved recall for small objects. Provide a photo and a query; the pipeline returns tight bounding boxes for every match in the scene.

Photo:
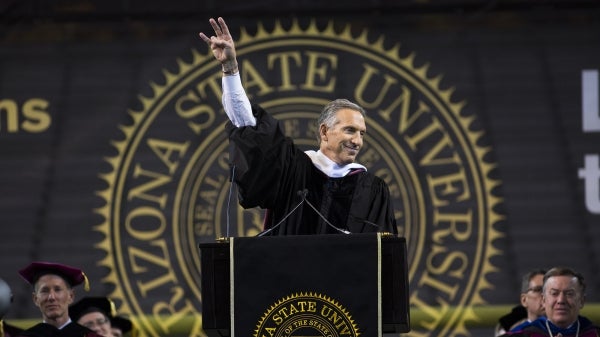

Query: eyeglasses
[527,286,543,293]
[82,317,109,329]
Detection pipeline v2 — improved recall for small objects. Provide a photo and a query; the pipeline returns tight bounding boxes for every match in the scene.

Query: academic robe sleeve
[225,104,306,210]
[347,174,397,234]
[371,177,398,233]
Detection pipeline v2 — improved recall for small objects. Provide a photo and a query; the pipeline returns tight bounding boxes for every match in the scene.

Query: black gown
[2,321,23,337]
[15,322,101,337]
[226,104,398,235]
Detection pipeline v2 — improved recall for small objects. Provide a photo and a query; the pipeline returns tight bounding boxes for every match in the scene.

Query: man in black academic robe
[16,262,102,337]
[200,17,398,236]
[227,105,397,235]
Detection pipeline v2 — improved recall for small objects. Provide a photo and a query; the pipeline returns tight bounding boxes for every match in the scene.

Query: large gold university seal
[96,19,503,337]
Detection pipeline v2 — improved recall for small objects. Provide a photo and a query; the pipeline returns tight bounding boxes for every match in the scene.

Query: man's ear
[67,289,75,304]
[32,291,40,308]
[520,293,527,307]
[541,294,546,307]
[319,124,328,142]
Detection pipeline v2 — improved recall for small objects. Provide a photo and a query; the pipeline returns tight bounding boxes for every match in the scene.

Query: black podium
[199,233,410,337]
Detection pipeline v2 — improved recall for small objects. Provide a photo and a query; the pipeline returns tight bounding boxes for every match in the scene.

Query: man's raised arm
[199,17,254,127]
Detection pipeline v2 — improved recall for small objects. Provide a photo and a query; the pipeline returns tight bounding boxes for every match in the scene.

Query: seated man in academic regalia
[70,297,117,337]
[499,267,600,337]
[15,262,102,337]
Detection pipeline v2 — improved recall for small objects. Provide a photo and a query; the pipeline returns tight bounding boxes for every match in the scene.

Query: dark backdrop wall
[1,1,600,336]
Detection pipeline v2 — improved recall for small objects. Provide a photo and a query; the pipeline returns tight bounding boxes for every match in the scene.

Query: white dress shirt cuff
[222,73,255,127]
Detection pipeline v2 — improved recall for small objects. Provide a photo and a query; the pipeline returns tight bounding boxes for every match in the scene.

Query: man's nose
[351,132,363,145]
[47,291,56,300]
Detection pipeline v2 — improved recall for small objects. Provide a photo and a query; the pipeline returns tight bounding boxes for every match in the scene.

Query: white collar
[43,318,72,330]
[304,150,366,178]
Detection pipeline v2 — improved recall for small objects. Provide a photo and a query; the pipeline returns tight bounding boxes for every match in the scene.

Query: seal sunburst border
[94,18,504,337]
[253,292,360,337]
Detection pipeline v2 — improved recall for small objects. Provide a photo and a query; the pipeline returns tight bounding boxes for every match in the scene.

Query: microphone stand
[256,190,307,237]
[303,195,351,235]
[256,189,351,236]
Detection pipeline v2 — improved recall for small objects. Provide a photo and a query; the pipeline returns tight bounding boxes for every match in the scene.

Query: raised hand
[199,17,238,74]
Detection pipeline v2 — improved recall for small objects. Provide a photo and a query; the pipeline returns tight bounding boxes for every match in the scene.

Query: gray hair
[543,267,586,294]
[520,268,546,293]
[316,99,366,143]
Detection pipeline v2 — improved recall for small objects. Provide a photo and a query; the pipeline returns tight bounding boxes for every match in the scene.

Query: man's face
[32,274,74,322]
[542,275,584,328]
[521,274,545,320]
[78,311,113,337]
[319,108,366,165]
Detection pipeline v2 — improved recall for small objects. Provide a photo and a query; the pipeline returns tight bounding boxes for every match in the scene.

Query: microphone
[349,214,381,231]
[224,164,236,239]
[256,189,308,237]
[302,190,351,235]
